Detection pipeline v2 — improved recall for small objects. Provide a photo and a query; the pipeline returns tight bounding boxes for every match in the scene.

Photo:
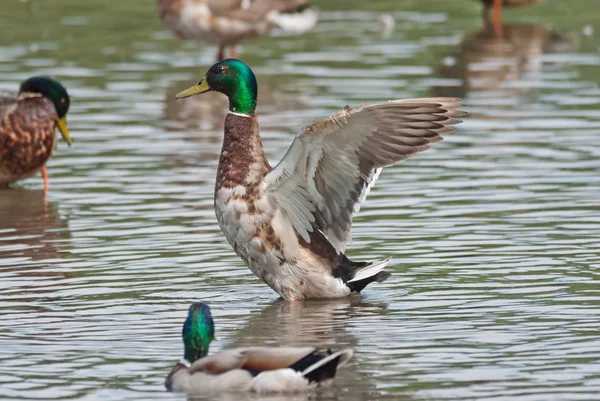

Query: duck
[0,77,71,191]
[480,0,545,37]
[158,0,318,61]
[175,59,466,301]
[165,302,353,393]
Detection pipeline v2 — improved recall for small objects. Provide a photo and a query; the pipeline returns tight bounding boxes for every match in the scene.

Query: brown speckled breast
[0,96,58,184]
[216,113,270,192]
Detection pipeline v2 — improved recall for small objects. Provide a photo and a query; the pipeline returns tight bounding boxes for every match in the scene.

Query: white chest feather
[215,183,298,269]
[214,183,350,300]
[171,368,312,394]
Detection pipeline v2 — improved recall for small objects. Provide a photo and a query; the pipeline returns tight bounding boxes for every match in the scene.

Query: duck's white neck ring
[228,110,252,118]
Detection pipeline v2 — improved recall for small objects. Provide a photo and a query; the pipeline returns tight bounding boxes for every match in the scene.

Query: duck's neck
[216,113,270,189]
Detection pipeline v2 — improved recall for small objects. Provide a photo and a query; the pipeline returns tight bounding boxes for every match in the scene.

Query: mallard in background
[158,0,318,61]
[175,59,466,300]
[480,0,545,37]
[165,302,353,393]
[0,77,71,191]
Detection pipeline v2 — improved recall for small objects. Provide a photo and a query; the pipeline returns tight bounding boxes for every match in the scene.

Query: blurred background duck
[158,0,318,61]
[165,302,353,393]
[0,77,72,191]
[480,0,545,37]
[175,59,466,300]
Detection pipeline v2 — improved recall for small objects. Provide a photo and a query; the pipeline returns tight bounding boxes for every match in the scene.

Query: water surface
[1,1,600,400]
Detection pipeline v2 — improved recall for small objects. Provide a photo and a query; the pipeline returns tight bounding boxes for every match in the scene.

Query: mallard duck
[480,0,544,37]
[175,59,466,300]
[158,0,318,61]
[0,77,71,191]
[165,302,353,393]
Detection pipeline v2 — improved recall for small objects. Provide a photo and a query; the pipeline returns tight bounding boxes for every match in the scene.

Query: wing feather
[189,350,248,374]
[240,346,315,371]
[264,98,466,253]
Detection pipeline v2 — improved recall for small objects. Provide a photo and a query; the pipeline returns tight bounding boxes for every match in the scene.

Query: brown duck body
[158,0,266,46]
[158,0,316,60]
[0,94,59,187]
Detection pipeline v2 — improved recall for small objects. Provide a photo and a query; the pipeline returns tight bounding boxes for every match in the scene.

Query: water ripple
[1,1,600,401]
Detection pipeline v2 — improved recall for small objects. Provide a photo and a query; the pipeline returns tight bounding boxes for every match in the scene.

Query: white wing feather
[264,98,466,253]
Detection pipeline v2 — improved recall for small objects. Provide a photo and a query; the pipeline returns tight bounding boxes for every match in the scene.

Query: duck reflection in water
[0,189,70,268]
[0,189,72,304]
[435,21,573,101]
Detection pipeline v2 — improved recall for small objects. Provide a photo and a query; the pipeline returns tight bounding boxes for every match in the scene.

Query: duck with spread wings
[176,59,466,300]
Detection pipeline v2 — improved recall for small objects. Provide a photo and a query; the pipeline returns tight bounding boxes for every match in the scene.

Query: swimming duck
[158,0,318,61]
[165,302,353,393]
[0,77,71,191]
[176,59,466,300]
[480,0,544,37]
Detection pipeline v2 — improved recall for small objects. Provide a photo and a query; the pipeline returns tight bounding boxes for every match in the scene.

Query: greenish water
[1,1,600,400]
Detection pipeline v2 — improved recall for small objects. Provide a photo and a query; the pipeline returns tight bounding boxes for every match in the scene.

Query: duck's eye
[60,98,66,104]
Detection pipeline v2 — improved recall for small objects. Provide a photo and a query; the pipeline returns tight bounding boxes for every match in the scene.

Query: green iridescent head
[19,76,72,145]
[175,59,258,116]
[182,302,215,363]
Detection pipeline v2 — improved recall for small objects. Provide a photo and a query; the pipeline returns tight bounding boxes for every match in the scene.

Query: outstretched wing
[239,346,315,371]
[189,346,316,374]
[263,98,466,254]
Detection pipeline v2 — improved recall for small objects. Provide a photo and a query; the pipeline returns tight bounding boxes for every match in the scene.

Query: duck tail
[346,258,391,293]
[266,7,318,34]
[300,349,353,383]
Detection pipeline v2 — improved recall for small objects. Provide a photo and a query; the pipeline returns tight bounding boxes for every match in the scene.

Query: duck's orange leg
[41,166,49,192]
[229,45,237,59]
[492,0,504,38]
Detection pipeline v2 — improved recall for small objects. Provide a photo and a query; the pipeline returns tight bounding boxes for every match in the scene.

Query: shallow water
[1,1,600,400]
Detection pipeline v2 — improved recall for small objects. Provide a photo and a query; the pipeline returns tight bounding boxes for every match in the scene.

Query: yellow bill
[175,79,211,99]
[57,117,72,146]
